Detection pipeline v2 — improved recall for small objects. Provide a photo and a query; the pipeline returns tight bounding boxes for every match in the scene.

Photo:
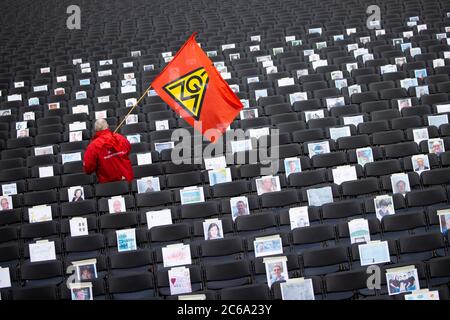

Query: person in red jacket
[83,119,134,183]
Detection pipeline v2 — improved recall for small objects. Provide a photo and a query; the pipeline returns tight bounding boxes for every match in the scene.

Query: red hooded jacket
[83,129,134,183]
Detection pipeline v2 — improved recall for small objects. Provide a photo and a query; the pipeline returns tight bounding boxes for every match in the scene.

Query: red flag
[151,33,243,142]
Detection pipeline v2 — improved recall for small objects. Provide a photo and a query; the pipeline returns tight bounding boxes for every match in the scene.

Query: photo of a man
[264,259,289,287]
[230,196,250,221]
[137,177,160,194]
[412,155,430,174]
[288,161,297,174]
[284,158,301,178]
[396,180,407,194]
[256,176,281,195]
[377,200,391,217]
[113,200,122,213]
[391,174,411,195]
[143,179,154,193]
[374,196,395,221]
[270,264,285,283]
[108,197,126,213]
[0,196,13,211]
[428,139,445,155]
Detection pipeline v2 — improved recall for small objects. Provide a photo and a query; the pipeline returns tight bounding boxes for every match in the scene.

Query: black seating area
[1,0,450,300]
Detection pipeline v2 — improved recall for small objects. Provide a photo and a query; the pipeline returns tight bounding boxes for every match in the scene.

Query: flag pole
[114,84,152,134]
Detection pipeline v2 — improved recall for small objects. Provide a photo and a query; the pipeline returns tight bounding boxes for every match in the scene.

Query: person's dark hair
[405,276,415,289]
[378,199,390,207]
[74,188,83,196]
[81,266,91,274]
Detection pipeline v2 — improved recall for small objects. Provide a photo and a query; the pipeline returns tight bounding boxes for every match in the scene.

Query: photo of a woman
[71,188,84,202]
[203,219,224,241]
[207,222,222,240]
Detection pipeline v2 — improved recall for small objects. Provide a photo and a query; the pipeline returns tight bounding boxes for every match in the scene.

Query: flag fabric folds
[151,33,243,142]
